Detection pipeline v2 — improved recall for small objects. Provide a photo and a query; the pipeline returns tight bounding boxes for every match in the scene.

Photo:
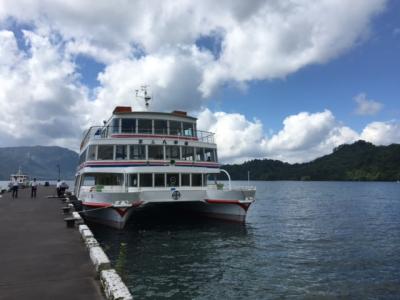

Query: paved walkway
[0,186,104,300]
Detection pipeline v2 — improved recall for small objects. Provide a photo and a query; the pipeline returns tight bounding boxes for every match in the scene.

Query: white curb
[89,246,111,273]
[81,229,95,241]
[100,269,133,300]
[78,224,90,234]
[85,236,99,248]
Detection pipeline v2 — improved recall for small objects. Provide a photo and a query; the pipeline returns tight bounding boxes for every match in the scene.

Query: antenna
[135,85,152,110]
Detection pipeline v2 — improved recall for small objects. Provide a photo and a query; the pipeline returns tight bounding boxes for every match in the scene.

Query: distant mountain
[0,146,78,180]
[223,140,400,181]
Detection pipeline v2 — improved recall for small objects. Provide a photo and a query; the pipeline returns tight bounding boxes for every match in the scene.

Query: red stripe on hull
[114,208,129,217]
[205,199,251,211]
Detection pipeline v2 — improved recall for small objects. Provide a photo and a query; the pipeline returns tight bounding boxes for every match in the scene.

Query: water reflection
[90,209,254,299]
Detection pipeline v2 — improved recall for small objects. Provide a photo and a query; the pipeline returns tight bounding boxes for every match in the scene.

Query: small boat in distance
[10,167,30,188]
[74,89,256,228]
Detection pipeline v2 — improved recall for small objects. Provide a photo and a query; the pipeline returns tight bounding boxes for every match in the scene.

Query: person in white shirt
[31,178,38,198]
[12,176,19,199]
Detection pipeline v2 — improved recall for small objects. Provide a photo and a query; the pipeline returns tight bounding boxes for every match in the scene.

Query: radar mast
[135,85,152,110]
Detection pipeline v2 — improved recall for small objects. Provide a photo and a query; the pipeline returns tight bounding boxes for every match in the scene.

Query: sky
[0,0,399,163]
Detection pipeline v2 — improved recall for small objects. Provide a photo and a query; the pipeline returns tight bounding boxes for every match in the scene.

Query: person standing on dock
[56,179,62,197]
[31,178,38,198]
[12,176,19,199]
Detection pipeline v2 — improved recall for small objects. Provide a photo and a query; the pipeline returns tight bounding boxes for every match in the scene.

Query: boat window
[82,173,123,186]
[148,145,164,160]
[121,118,136,133]
[204,148,216,162]
[82,174,95,186]
[154,120,167,134]
[203,174,209,186]
[115,145,127,160]
[167,173,180,187]
[138,119,152,134]
[192,174,202,186]
[129,145,146,160]
[97,145,114,160]
[79,149,87,165]
[166,145,180,160]
[181,173,190,186]
[182,122,194,136]
[193,124,197,137]
[140,173,152,187]
[129,174,138,187]
[154,173,165,187]
[182,146,194,161]
[169,121,181,135]
[88,145,96,160]
[112,118,120,133]
[195,148,204,161]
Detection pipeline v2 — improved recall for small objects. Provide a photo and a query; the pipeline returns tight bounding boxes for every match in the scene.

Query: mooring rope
[61,197,118,214]
[74,206,112,214]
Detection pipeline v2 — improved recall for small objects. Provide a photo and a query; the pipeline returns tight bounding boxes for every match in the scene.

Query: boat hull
[79,188,255,229]
[83,204,135,229]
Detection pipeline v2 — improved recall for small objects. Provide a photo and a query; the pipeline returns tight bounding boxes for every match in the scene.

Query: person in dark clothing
[31,178,38,198]
[56,179,62,197]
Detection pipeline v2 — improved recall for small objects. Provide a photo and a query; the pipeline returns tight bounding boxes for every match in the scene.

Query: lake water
[89,181,400,299]
[5,180,397,298]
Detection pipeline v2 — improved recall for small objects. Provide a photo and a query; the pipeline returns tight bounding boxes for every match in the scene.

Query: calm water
[88,181,400,299]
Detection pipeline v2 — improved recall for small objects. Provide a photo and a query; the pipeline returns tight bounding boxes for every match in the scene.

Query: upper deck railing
[80,126,215,149]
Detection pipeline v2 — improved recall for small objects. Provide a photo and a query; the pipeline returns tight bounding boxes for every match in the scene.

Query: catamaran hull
[80,188,255,229]
[82,204,135,229]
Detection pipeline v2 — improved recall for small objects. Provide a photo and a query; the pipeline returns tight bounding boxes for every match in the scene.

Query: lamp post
[57,164,60,180]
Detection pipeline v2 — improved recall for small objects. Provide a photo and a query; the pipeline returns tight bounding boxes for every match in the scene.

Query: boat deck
[0,186,105,299]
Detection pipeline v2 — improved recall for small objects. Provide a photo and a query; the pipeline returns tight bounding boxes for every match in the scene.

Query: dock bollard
[61,206,71,214]
[64,217,76,228]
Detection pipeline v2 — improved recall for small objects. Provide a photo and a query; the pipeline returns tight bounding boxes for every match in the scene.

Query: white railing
[80,126,215,149]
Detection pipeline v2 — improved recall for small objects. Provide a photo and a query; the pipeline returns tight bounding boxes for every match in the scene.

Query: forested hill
[0,146,78,180]
[1,141,399,181]
[223,141,400,181]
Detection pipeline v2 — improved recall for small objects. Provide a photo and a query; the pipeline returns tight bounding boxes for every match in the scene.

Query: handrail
[80,126,215,149]
[220,169,231,190]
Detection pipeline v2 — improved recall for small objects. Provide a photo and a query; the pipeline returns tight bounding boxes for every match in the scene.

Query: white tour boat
[74,95,256,229]
[9,167,29,188]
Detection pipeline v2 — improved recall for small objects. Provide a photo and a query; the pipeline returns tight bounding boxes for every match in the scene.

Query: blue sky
[0,0,399,163]
[70,0,400,135]
[204,0,400,133]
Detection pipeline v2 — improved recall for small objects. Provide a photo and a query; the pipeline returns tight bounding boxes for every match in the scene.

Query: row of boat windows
[81,173,208,187]
[106,118,196,136]
[79,144,217,164]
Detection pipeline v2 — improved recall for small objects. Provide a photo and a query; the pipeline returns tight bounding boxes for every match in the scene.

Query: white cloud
[198,109,363,163]
[0,29,89,149]
[197,109,265,162]
[354,93,383,115]
[200,0,386,95]
[361,121,400,145]
[0,0,386,96]
[90,46,214,124]
[198,109,400,163]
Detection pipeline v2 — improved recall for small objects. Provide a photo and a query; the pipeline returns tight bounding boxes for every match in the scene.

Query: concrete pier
[0,186,105,300]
